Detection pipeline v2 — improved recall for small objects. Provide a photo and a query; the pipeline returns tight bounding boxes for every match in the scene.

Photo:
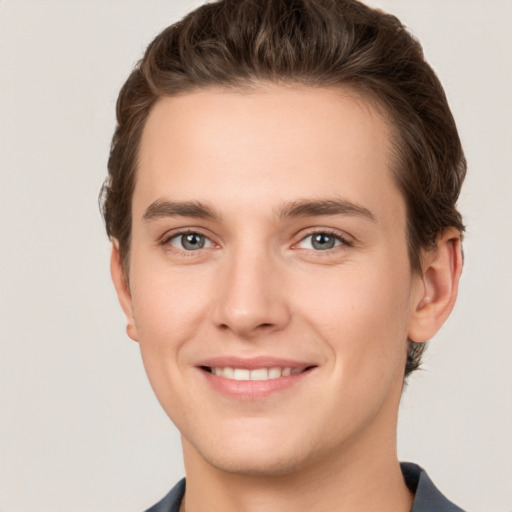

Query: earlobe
[110,241,139,342]
[408,228,463,343]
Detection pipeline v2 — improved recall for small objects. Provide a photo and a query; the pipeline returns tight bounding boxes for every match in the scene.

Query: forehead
[135,85,403,226]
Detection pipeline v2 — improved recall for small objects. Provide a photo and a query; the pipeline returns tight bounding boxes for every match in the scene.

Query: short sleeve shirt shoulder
[144,463,465,512]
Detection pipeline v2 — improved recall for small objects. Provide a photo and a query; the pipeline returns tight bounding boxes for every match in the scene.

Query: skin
[111,85,462,512]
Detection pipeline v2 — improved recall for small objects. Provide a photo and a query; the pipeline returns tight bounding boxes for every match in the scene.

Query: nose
[212,246,291,338]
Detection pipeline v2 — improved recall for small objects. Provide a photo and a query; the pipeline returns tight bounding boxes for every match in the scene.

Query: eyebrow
[142,197,376,223]
[142,200,221,222]
[278,198,376,221]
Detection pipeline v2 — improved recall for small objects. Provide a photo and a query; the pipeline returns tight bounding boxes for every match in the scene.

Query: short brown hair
[100,0,466,377]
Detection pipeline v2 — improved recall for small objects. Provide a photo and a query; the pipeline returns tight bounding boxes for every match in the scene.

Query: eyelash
[161,228,352,254]
[161,230,215,254]
[294,229,352,252]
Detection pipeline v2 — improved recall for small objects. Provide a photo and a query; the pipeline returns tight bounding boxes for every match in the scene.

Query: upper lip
[196,356,317,370]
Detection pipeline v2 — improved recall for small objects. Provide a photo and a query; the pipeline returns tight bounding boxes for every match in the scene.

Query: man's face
[117,86,425,476]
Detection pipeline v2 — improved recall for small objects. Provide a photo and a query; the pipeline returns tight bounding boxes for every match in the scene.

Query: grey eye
[170,232,211,250]
[296,232,343,251]
[182,233,205,250]
[311,233,337,250]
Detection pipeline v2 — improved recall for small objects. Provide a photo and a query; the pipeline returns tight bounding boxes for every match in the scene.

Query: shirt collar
[401,462,465,512]
[146,463,465,512]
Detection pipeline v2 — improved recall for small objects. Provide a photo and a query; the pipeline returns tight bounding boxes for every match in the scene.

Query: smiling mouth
[201,366,315,381]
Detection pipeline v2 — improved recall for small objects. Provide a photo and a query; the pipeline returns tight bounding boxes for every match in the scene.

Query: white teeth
[250,368,269,380]
[210,367,299,380]
[223,367,234,379]
[233,368,250,381]
[268,367,282,379]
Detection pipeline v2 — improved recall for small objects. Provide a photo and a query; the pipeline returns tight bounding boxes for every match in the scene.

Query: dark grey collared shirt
[145,462,465,512]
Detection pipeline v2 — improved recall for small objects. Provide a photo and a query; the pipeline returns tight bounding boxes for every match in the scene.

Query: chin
[183,424,332,479]
[201,445,310,477]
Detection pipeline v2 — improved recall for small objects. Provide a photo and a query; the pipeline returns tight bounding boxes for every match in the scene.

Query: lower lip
[199,368,314,399]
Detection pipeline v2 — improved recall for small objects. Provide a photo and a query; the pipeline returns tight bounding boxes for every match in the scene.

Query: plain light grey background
[1,1,511,511]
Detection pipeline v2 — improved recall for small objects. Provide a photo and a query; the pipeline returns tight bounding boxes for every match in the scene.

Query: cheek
[295,263,413,375]
[127,260,214,398]
[129,255,211,339]
[127,267,210,423]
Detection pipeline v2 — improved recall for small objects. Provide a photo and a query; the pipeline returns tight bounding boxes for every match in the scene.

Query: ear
[110,241,139,342]
[408,228,463,343]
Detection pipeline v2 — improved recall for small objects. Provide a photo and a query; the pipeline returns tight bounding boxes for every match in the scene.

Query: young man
[101,0,466,510]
